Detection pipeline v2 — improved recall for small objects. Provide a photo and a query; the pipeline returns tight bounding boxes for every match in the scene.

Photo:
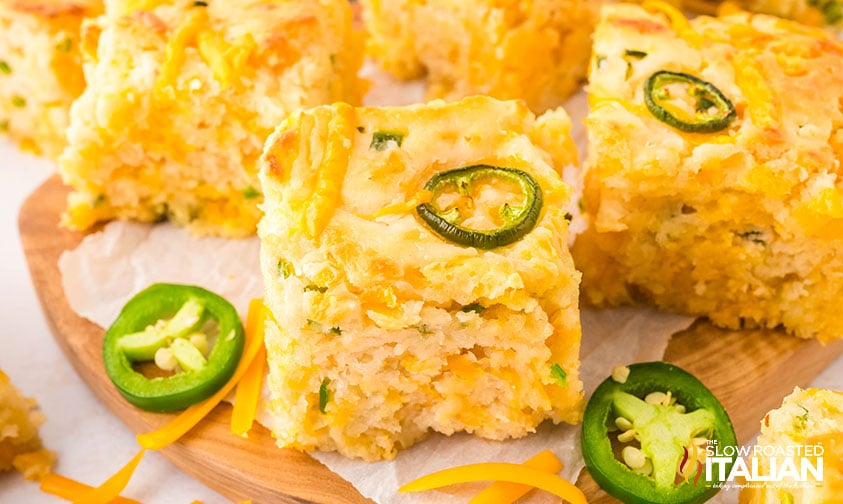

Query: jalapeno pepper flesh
[103,283,245,412]
[644,70,736,133]
[582,362,738,504]
[416,165,543,249]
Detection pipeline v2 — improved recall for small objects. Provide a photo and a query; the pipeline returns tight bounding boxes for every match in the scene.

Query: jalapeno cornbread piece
[359,0,606,113]
[258,96,583,461]
[0,370,55,481]
[0,0,102,157]
[572,3,843,341]
[740,388,843,503]
[59,0,364,237]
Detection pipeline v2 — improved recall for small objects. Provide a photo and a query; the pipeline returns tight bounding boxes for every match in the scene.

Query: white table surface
[1,136,841,504]
[0,140,227,503]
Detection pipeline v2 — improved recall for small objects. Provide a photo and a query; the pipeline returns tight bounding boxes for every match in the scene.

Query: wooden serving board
[19,174,843,504]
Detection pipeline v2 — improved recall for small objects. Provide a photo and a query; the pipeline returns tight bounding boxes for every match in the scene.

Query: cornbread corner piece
[571,3,843,341]
[258,96,583,461]
[0,0,102,158]
[0,369,55,481]
[740,388,843,503]
[359,0,607,113]
[59,0,365,238]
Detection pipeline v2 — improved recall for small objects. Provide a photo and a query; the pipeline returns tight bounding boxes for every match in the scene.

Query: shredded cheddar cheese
[40,474,141,504]
[230,302,268,437]
[399,460,586,504]
[468,450,564,504]
[75,449,146,504]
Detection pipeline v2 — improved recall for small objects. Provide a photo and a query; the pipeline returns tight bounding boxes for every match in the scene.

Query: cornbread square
[0,0,102,157]
[0,370,54,481]
[740,388,843,503]
[59,0,364,237]
[258,96,583,461]
[359,0,605,113]
[571,3,843,340]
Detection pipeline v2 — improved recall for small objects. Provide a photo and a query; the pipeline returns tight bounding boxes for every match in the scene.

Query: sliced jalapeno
[644,70,736,133]
[416,165,543,250]
[103,283,245,412]
[582,362,738,504]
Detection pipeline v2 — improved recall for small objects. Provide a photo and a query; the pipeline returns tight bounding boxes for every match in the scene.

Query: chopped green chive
[356,126,365,133]
[56,39,73,53]
[624,49,647,59]
[0,61,10,74]
[242,186,260,199]
[460,303,486,314]
[319,378,330,413]
[370,131,405,151]
[330,326,342,335]
[550,364,568,387]
[304,284,327,293]
[11,96,25,108]
[277,259,292,279]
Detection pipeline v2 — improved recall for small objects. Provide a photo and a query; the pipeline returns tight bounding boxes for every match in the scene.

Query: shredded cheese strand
[468,450,563,504]
[230,302,267,436]
[642,1,703,46]
[40,474,141,504]
[73,449,146,504]
[399,462,586,504]
[137,299,267,450]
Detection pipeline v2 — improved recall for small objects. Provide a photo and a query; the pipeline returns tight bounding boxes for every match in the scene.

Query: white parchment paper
[58,220,693,503]
[57,62,695,503]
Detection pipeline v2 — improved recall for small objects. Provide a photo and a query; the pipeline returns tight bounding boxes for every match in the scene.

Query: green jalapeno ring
[103,283,245,412]
[644,70,737,134]
[582,362,738,504]
[416,165,543,250]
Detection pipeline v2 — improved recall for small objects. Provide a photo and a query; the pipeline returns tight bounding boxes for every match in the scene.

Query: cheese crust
[573,3,843,341]
[258,96,583,460]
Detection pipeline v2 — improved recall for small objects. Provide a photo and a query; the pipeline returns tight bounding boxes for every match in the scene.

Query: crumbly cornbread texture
[691,0,843,31]
[59,0,364,237]
[0,370,54,481]
[359,0,605,113]
[0,0,102,157]
[571,3,843,341]
[740,388,843,503]
[258,96,583,461]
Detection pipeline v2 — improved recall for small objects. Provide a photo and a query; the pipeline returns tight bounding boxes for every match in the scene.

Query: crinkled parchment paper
[59,224,692,503]
[58,64,695,503]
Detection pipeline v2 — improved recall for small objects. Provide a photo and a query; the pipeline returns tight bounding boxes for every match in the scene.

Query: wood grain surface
[19,175,843,504]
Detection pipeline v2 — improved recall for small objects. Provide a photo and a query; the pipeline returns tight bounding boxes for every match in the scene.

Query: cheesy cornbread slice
[0,370,54,481]
[684,0,843,31]
[359,0,606,113]
[572,3,843,340]
[258,96,583,460]
[59,0,364,237]
[0,0,102,158]
[740,388,843,503]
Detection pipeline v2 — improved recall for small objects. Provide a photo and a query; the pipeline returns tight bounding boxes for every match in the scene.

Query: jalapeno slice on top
[103,283,245,412]
[644,70,736,134]
[582,362,738,504]
[416,164,543,250]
